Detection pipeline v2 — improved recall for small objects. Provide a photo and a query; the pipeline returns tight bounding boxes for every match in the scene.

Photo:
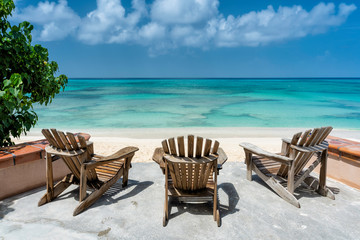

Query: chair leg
[318,149,330,196]
[163,196,169,227]
[304,176,335,200]
[163,161,169,227]
[245,151,253,181]
[253,167,300,207]
[38,174,73,206]
[79,164,87,202]
[122,155,134,187]
[39,153,55,206]
[73,182,111,216]
[73,164,125,216]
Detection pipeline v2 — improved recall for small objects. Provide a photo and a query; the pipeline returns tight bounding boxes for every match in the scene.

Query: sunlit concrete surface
[1,162,360,239]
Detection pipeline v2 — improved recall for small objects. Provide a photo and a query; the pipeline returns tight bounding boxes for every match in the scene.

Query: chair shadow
[168,182,240,223]
[54,179,153,212]
[0,200,15,219]
[251,175,340,201]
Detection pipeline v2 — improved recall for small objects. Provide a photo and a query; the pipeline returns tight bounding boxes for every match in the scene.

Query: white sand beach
[14,127,360,163]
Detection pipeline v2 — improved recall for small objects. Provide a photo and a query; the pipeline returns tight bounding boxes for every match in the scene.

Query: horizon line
[67,77,360,80]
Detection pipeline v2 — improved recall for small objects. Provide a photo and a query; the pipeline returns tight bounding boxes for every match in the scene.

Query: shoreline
[13,127,360,163]
[17,127,360,139]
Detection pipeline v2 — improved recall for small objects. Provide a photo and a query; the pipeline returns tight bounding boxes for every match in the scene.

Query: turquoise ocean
[34,78,360,129]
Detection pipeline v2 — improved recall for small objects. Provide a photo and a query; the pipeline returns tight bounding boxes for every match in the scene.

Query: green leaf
[0,0,68,147]
[3,79,11,87]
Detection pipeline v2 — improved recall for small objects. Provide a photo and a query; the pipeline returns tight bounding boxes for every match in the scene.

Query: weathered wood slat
[298,129,311,146]
[188,135,194,157]
[58,131,72,150]
[50,129,66,149]
[162,140,170,154]
[78,135,87,149]
[304,128,319,147]
[42,129,59,149]
[212,141,219,154]
[204,139,212,156]
[196,137,203,158]
[168,138,177,156]
[177,136,185,157]
[67,132,79,150]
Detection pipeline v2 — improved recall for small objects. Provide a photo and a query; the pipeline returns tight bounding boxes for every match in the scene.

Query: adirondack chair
[38,129,139,216]
[239,126,334,207]
[161,135,226,227]
[152,137,227,174]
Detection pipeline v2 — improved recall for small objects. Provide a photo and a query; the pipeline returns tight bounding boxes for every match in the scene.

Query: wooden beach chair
[239,126,335,207]
[161,135,227,227]
[38,129,139,216]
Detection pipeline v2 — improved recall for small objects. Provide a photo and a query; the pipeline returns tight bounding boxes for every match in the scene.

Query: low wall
[0,158,70,200]
[0,133,90,200]
[308,136,360,190]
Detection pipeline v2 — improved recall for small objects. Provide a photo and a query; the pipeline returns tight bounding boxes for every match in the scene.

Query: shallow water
[34,78,360,129]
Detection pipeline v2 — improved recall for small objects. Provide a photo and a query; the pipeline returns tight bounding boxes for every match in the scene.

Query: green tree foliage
[0,0,67,147]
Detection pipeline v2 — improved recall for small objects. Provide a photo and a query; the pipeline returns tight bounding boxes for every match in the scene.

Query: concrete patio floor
[1,162,360,240]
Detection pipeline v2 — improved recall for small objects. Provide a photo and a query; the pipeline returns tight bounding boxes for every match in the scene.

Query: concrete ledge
[0,158,70,200]
[0,133,91,200]
[327,135,360,162]
[318,136,360,190]
[1,162,360,239]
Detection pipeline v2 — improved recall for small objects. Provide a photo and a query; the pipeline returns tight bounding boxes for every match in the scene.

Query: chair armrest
[282,138,291,144]
[216,147,228,170]
[85,146,139,169]
[290,141,329,153]
[240,142,293,164]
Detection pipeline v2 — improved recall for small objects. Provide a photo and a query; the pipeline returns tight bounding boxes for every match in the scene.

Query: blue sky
[10,0,360,78]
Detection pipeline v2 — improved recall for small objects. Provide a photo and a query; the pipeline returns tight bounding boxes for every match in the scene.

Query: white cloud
[11,1,357,54]
[12,0,80,41]
[78,0,147,45]
[77,0,126,44]
[139,22,166,41]
[210,3,357,47]
[151,0,219,24]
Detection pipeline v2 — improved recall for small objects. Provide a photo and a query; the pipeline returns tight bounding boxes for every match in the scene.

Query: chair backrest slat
[188,135,194,157]
[180,163,188,190]
[58,131,73,150]
[177,136,185,157]
[42,129,59,148]
[203,161,214,186]
[188,163,193,190]
[168,161,177,186]
[298,129,311,146]
[67,132,80,150]
[168,138,177,156]
[167,160,216,191]
[212,140,219,154]
[203,139,212,156]
[304,128,319,147]
[198,163,207,187]
[322,127,333,142]
[78,135,87,149]
[173,163,181,187]
[196,137,203,158]
[162,140,170,154]
[50,128,66,149]
[193,164,200,190]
